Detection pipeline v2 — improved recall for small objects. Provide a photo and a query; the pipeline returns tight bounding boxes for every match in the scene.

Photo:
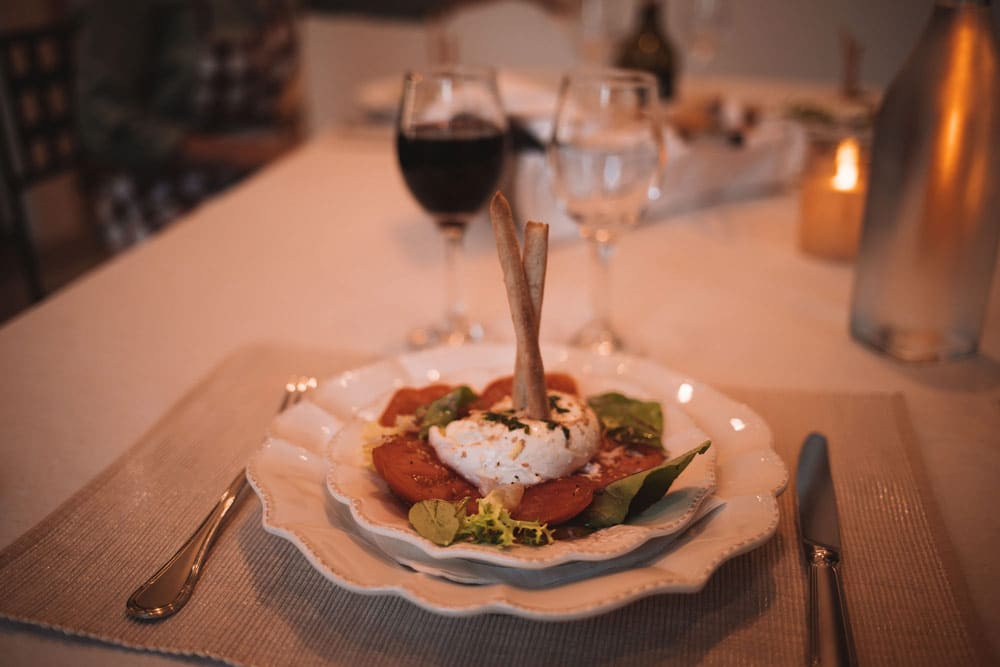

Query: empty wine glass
[396,66,509,348]
[547,69,665,354]
[682,0,729,69]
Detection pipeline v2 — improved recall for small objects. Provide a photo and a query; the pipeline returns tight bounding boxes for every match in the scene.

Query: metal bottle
[849,0,1000,362]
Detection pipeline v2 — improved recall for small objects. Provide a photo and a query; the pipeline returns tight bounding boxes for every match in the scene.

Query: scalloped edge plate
[247,344,788,619]
[324,346,726,568]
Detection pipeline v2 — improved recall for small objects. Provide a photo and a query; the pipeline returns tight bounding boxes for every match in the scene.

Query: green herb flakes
[483,412,530,432]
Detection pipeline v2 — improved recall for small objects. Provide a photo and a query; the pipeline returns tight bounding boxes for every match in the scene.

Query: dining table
[1,116,998,666]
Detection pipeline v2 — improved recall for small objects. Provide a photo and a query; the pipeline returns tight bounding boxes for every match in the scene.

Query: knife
[796,432,857,666]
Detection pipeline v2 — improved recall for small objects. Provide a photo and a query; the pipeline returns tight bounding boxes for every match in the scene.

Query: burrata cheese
[427,391,601,494]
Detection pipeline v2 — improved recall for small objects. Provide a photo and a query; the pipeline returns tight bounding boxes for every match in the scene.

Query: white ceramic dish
[325,346,719,568]
[246,345,787,619]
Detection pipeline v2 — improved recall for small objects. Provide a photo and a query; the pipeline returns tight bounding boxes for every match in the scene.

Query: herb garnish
[548,394,570,414]
[483,412,530,432]
[544,421,571,439]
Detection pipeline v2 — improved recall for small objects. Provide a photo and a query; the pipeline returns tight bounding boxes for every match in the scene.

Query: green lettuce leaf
[587,392,664,448]
[408,498,467,546]
[408,497,554,548]
[417,385,478,438]
[580,441,712,529]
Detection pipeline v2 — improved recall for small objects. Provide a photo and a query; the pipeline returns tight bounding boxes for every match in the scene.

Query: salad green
[587,392,664,449]
[409,496,554,547]
[405,387,711,548]
[580,441,712,528]
[416,386,478,438]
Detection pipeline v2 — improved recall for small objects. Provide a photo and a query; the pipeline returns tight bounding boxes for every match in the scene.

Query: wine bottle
[614,0,679,100]
[849,0,1000,362]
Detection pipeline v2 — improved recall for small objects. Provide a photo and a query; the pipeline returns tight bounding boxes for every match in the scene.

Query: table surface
[2,129,999,665]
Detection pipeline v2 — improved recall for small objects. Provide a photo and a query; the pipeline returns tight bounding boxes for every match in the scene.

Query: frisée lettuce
[409,494,554,547]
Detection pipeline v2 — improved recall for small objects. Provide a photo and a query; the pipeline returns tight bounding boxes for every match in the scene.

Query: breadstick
[523,221,548,329]
[489,193,548,419]
[513,221,548,408]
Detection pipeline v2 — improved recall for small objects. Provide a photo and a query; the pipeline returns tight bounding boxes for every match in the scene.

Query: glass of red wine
[396,66,509,348]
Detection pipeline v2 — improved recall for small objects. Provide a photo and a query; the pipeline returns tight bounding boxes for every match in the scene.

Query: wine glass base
[407,321,485,350]
[570,320,624,356]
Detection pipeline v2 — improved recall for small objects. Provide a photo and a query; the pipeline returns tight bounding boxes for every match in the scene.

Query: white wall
[673,0,936,86]
[302,0,983,130]
[300,16,428,131]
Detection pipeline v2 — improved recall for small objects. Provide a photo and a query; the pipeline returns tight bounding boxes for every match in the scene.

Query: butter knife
[796,432,857,666]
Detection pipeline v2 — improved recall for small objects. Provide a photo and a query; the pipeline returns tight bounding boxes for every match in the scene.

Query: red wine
[397,119,507,227]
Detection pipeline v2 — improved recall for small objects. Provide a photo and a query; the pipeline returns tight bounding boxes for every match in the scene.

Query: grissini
[514,220,548,409]
[489,192,548,419]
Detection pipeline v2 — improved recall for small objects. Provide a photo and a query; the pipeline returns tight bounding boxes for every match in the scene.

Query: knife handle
[808,547,856,666]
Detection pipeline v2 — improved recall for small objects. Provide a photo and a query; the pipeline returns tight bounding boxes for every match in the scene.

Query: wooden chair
[0,21,79,302]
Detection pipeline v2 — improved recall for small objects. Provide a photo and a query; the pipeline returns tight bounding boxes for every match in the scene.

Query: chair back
[0,21,78,189]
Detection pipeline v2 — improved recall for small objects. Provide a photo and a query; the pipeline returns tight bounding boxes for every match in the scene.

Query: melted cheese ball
[427,391,601,494]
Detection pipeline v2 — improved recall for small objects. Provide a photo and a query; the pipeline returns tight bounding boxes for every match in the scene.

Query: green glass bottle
[614,0,679,99]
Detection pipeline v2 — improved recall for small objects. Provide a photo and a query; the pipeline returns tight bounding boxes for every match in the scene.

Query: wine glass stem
[443,226,467,330]
[589,238,615,329]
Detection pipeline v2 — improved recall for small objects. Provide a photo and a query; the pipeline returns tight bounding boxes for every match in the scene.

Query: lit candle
[832,139,860,191]
[799,136,867,260]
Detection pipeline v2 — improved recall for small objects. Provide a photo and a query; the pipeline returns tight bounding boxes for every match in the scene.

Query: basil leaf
[588,392,664,448]
[580,441,711,529]
[408,499,466,546]
[418,386,478,438]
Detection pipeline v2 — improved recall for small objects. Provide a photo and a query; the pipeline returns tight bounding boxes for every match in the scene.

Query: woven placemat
[0,343,993,666]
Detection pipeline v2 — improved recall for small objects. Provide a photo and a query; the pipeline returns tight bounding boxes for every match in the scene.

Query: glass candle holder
[798,129,870,261]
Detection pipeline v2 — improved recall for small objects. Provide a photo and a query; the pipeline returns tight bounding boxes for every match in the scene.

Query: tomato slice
[509,439,664,526]
[512,476,594,525]
[378,384,454,426]
[371,434,479,506]
[584,436,665,488]
[471,372,579,410]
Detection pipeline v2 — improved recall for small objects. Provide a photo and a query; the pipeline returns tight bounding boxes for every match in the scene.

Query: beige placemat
[0,343,993,666]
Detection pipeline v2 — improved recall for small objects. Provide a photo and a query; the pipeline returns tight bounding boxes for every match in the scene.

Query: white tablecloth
[2,130,998,665]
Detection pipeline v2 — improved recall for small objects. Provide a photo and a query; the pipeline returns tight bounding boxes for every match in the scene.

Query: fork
[125,376,316,620]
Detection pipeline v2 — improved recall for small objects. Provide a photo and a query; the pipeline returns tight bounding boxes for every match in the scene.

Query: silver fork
[126,376,316,620]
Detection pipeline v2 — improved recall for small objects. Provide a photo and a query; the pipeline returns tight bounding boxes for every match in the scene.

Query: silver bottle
[849,0,1000,362]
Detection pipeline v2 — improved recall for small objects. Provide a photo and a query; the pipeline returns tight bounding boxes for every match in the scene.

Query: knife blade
[796,432,857,666]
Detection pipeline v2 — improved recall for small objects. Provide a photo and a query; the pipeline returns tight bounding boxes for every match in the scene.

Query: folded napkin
[512,117,807,242]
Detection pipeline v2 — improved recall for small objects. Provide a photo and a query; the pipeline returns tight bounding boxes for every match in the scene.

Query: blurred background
[2,0,998,324]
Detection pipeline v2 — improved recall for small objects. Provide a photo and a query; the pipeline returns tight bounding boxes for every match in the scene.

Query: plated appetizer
[365,194,710,547]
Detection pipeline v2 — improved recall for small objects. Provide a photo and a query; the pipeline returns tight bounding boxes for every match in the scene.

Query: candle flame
[831,138,860,191]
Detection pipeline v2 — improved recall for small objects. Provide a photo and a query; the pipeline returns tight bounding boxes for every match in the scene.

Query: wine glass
[396,66,509,348]
[547,69,665,354]
[682,0,729,69]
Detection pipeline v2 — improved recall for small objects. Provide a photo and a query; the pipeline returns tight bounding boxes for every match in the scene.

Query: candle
[799,136,868,260]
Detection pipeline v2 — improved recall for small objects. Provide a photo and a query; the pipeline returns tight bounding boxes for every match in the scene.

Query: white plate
[325,346,719,569]
[246,345,787,619]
